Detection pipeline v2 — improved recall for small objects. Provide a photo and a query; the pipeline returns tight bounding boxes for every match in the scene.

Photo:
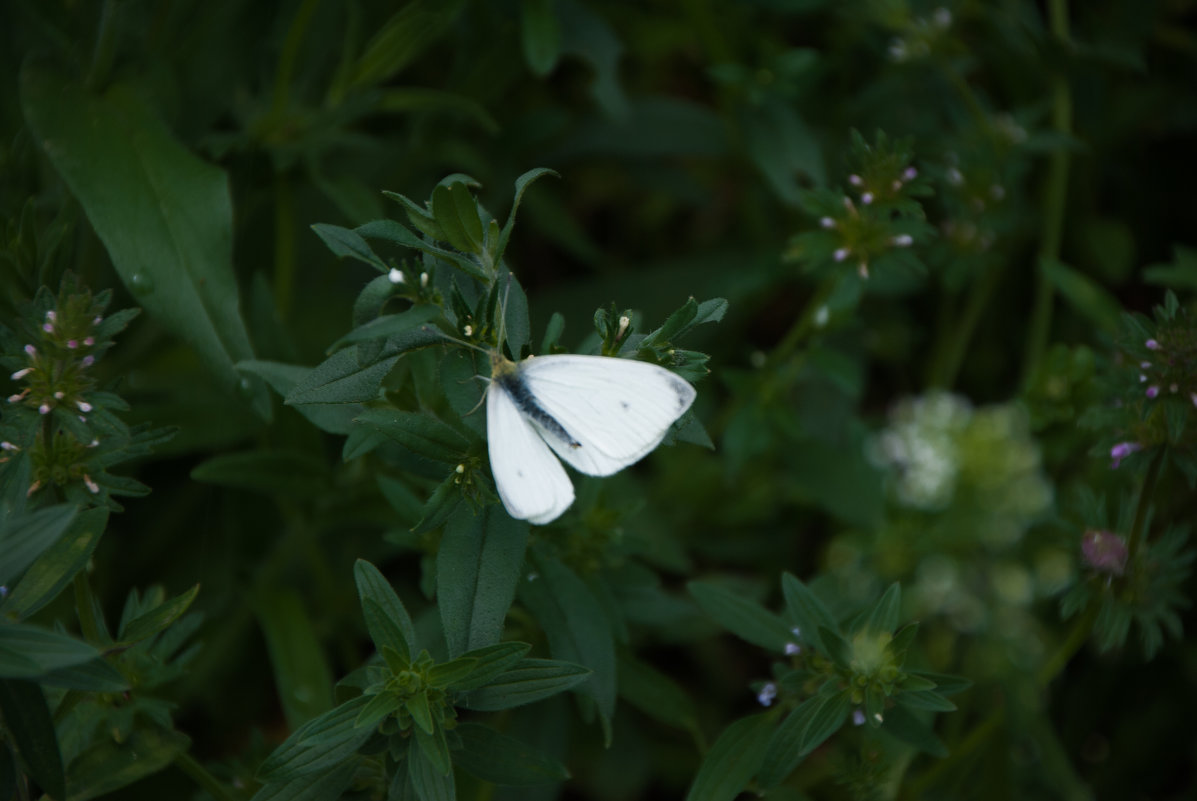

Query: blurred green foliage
[2,0,1197,799]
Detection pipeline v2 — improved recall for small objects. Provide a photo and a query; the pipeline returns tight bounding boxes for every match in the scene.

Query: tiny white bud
[903,167,918,180]
[814,306,830,327]
[861,192,874,205]
[10,368,32,380]
[888,39,908,61]
[53,391,65,400]
[83,337,95,346]
[24,344,36,357]
[891,234,914,247]
[784,642,801,655]
[45,310,57,322]
[420,272,429,287]
[456,463,465,474]
[848,174,863,187]
[89,438,100,447]
[853,709,867,726]
[388,267,405,284]
[82,355,95,367]
[1170,383,1179,393]
[874,712,884,724]
[84,474,100,494]
[463,325,473,337]
[947,167,964,186]
[892,179,903,191]
[820,216,836,229]
[39,403,51,415]
[833,248,850,262]
[43,322,54,333]
[858,262,870,279]
[0,441,19,452]
[1139,374,1148,383]
[1141,361,1151,369]
[77,400,93,412]
[617,315,631,339]
[93,316,103,325]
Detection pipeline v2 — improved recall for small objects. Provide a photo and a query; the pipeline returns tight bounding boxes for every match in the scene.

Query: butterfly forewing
[517,355,696,477]
[486,379,575,524]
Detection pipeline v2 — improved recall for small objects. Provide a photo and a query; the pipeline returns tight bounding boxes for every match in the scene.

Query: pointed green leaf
[0,679,64,800]
[616,649,699,735]
[896,690,957,712]
[20,67,270,419]
[905,670,972,696]
[781,573,840,653]
[355,409,470,465]
[332,305,445,349]
[354,560,418,662]
[254,590,335,729]
[0,503,76,586]
[462,658,590,711]
[409,731,456,801]
[190,450,329,496]
[685,712,775,801]
[437,506,529,658]
[117,584,200,644]
[251,761,358,801]
[413,721,451,777]
[521,552,616,726]
[431,182,484,255]
[63,725,189,801]
[493,168,558,268]
[36,657,128,693]
[311,223,388,271]
[797,688,851,755]
[0,625,103,678]
[688,580,794,651]
[426,656,479,689]
[2,507,106,620]
[863,582,902,634]
[520,0,560,76]
[256,695,374,781]
[880,703,948,756]
[448,642,531,692]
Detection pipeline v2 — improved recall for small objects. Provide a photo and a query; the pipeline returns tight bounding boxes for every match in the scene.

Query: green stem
[1125,445,1166,566]
[764,275,839,371]
[175,751,241,801]
[86,0,119,91]
[1021,0,1073,389]
[271,0,322,119]
[927,263,1001,389]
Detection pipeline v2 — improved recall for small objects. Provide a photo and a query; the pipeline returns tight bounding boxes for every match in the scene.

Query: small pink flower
[1145,339,1160,350]
[1081,530,1128,576]
[861,192,875,205]
[67,340,79,349]
[848,174,863,187]
[81,355,95,367]
[83,337,95,346]
[903,167,918,180]
[834,248,850,262]
[1110,441,1141,468]
[24,344,36,357]
[1146,386,1159,399]
[38,403,51,415]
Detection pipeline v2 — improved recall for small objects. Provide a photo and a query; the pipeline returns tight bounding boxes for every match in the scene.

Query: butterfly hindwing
[486,379,575,524]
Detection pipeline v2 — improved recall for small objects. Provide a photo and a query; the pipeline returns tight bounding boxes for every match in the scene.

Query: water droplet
[130,273,154,295]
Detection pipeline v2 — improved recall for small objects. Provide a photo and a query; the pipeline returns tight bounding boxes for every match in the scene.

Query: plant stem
[764,274,839,371]
[175,751,241,801]
[1125,446,1165,564]
[1021,0,1073,389]
[928,263,1001,389]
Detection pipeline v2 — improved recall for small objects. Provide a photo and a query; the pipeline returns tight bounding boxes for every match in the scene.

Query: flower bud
[1081,530,1128,576]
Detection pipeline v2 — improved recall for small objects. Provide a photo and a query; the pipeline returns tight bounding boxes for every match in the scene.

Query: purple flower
[1081,530,1128,576]
[757,682,778,707]
[1145,339,1160,350]
[1146,386,1160,399]
[852,709,867,727]
[1109,441,1141,468]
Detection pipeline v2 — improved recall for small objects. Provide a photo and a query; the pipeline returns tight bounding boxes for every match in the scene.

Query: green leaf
[0,624,103,679]
[685,712,774,801]
[781,572,840,653]
[520,0,560,76]
[0,679,64,800]
[0,503,76,586]
[359,217,489,282]
[355,691,402,730]
[616,649,699,735]
[64,725,190,801]
[34,657,128,693]
[311,223,388,271]
[407,690,437,736]
[409,732,456,801]
[354,559,418,663]
[254,590,335,729]
[462,658,590,711]
[1143,246,1197,290]
[115,583,199,644]
[332,305,445,350]
[688,580,794,651]
[797,688,851,755]
[905,670,972,696]
[1041,257,1122,335]
[1,507,107,620]
[863,582,902,634]
[641,298,698,349]
[453,722,570,786]
[493,168,559,269]
[431,182,485,255]
[237,360,359,434]
[880,703,948,756]
[448,642,531,692]
[256,695,374,781]
[896,690,957,712]
[520,552,617,729]
[346,0,467,91]
[426,656,479,689]
[250,761,358,801]
[757,689,843,787]
[819,627,852,670]
[20,67,270,419]
[437,506,529,658]
[190,450,329,496]
[355,409,470,465]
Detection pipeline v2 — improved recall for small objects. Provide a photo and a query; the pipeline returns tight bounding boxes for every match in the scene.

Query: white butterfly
[486,352,697,524]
